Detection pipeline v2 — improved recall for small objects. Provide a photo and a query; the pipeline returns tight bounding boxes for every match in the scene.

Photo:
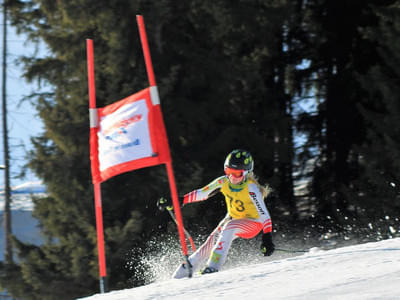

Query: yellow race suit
[183,175,272,233]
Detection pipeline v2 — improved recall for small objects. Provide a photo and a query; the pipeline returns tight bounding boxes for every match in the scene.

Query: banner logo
[98,99,153,171]
[104,114,143,141]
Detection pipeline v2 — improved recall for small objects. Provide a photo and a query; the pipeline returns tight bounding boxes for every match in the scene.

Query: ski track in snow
[80,238,400,300]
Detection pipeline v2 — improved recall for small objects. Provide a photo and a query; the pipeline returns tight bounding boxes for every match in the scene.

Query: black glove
[260,232,275,256]
[157,197,173,211]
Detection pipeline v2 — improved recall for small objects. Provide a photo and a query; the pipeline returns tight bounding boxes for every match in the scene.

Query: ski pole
[275,248,308,253]
[157,197,197,252]
[166,208,197,252]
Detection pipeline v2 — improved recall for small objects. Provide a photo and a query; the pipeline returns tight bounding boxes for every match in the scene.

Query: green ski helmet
[224,149,254,176]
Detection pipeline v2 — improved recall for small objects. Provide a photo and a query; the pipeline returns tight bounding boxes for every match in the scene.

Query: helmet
[224,149,254,172]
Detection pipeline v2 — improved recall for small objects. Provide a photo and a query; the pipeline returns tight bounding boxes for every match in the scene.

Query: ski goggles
[224,167,245,178]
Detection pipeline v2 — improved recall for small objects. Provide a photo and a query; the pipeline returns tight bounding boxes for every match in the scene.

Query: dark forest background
[1,0,400,299]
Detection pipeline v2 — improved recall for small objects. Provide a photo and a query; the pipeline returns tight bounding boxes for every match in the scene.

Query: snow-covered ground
[81,237,400,300]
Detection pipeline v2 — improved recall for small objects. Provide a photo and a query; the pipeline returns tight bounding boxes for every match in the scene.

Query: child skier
[159,149,275,277]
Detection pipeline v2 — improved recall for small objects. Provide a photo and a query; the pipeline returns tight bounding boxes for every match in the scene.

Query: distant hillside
[0,181,46,261]
[0,181,46,195]
[0,181,46,210]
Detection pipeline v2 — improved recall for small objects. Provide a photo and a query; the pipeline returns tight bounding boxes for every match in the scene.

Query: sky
[80,237,400,300]
[0,18,47,189]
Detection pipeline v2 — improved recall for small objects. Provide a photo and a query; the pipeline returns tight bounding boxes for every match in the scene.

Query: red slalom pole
[165,161,189,255]
[136,15,192,276]
[87,39,107,292]
[136,15,156,87]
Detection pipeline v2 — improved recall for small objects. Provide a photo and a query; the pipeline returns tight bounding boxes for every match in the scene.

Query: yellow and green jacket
[183,176,272,233]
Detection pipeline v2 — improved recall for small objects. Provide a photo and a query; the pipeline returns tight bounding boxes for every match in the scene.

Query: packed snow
[81,237,400,300]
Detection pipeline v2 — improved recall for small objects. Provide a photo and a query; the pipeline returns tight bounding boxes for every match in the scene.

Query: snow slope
[81,237,400,300]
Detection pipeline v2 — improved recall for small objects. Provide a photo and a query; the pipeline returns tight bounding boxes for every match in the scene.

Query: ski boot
[201,266,218,275]
[172,261,193,279]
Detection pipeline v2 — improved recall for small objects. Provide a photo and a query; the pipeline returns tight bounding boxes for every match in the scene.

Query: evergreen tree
[355,1,400,220]
[2,0,170,298]
[8,0,400,297]
[1,0,297,298]
[292,0,399,228]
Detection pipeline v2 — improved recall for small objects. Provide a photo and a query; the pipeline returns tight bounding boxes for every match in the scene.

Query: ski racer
[159,149,275,277]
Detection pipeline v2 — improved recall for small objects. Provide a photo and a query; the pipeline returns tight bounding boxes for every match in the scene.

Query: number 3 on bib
[227,195,245,212]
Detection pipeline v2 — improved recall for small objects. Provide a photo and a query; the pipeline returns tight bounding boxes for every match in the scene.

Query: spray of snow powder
[125,229,316,285]
[124,213,400,287]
